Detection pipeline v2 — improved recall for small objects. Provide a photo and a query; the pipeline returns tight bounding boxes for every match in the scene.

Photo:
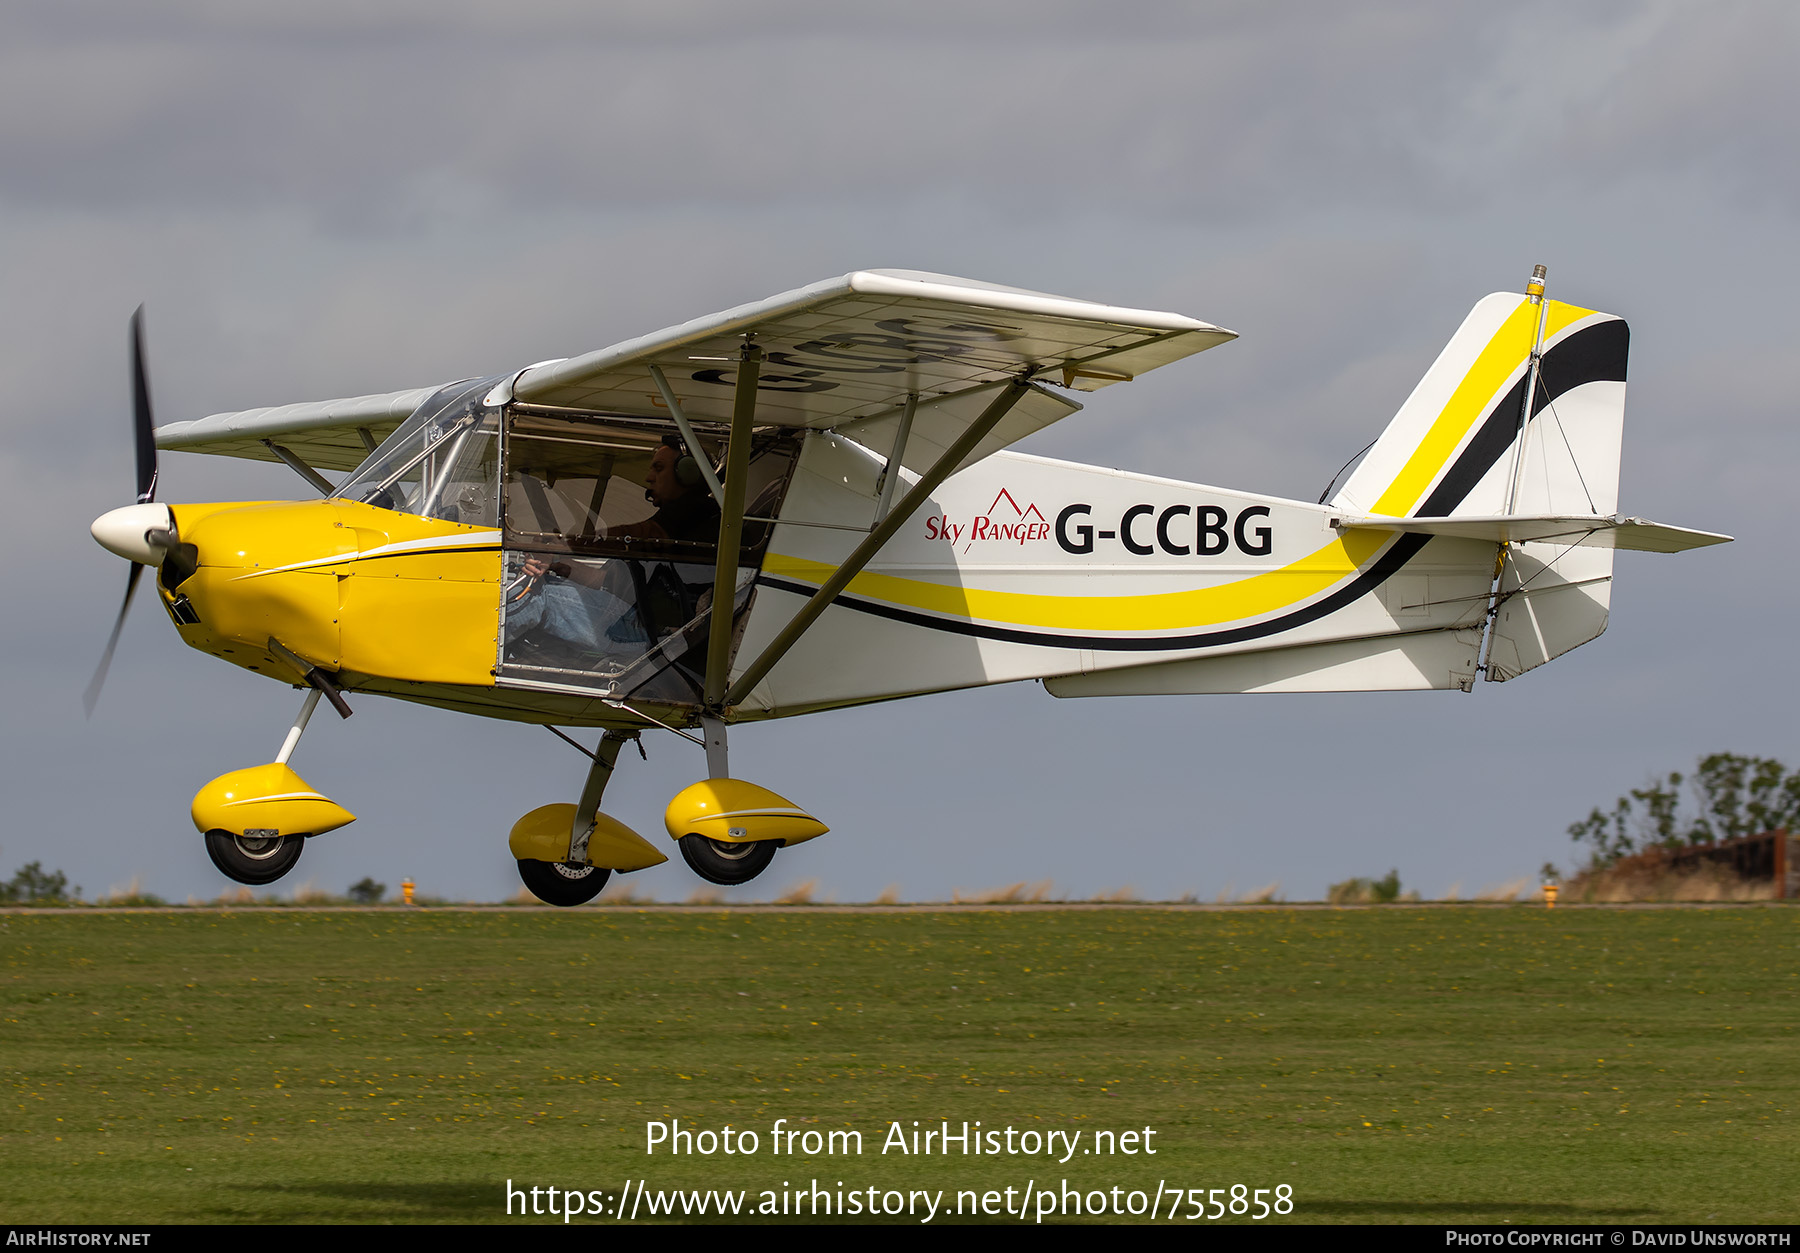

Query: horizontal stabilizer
[1332,513,1731,553]
[1046,628,1484,697]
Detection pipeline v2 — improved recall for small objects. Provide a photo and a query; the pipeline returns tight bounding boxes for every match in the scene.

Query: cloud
[0,5,1553,224]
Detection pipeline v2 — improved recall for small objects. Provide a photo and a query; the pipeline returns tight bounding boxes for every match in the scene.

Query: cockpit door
[493,409,799,709]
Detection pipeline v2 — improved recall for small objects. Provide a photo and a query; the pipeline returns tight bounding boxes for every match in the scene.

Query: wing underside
[152,270,1234,477]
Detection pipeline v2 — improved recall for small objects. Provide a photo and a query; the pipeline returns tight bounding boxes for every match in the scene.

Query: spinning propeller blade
[131,306,157,505]
[83,563,144,718]
[85,308,161,717]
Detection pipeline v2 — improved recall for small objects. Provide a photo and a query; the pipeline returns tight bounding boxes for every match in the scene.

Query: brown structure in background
[1600,829,1796,899]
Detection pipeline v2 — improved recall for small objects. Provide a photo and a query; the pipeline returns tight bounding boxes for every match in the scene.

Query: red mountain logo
[922,489,1052,552]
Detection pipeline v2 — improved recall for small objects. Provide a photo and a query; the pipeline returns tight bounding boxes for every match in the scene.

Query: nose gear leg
[275,688,322,765]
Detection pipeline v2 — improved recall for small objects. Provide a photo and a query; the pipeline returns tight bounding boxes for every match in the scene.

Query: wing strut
[648,363,727,507]
[261,439,335,495]
[721,377,1034,709]
[871,392,918,525]
[703,342,764,707]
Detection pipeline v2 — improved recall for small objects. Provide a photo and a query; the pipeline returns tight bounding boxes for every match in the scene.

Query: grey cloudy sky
[4,1,1795,904]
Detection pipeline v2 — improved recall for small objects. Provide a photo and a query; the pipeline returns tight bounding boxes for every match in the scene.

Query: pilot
[612,436,721,542]
[507,436,720,655]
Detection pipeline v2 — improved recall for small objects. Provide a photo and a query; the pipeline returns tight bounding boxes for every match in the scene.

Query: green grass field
[2,905,1795,1225]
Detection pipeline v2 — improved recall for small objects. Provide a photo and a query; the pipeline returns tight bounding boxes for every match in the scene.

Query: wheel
[516,859,611,907]
[678,834,777,886]
[204,828,304,886]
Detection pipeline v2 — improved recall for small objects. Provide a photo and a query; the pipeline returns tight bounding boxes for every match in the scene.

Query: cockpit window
[502,410,799,560]
[495,410,801,705]
[504,414,672,550]
[335,377,502,526]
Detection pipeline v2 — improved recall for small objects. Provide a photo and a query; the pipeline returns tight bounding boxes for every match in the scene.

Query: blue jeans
[508,577,647,652]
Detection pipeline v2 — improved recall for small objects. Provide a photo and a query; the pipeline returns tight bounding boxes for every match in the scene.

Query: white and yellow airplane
[87,267,1728,904]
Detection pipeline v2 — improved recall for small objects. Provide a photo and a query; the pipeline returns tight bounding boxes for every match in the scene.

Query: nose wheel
[193,685,355,888]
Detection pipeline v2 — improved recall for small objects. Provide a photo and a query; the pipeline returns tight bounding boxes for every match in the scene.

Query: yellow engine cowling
[190,763,355,839]
[508,804,668,872]
[663,779,828,846]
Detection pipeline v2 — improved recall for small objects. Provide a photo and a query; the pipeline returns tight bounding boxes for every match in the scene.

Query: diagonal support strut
[570,730,640,862]
[704,341,763,708]
[647,363,727,507]
[721,377,1033,710]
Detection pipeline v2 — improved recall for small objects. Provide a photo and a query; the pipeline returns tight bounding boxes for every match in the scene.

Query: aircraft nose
[91,502,175,565]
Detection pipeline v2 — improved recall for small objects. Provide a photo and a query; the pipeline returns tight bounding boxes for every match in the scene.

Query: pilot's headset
[648,435,706,501]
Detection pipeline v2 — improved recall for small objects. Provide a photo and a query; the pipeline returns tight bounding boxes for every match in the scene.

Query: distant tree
[347,877,386,905]
[0,862,76,904]
[1327,869,1403,904]
[1568,754,1800,871]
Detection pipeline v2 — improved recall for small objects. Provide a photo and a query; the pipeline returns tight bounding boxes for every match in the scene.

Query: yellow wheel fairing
[508,804,575,862]
[663,779,828,847]
[587,815,671,870]
[508,804,668,871]
[191,763,355,839]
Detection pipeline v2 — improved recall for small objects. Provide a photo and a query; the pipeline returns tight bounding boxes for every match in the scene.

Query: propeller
[83,307,164,717]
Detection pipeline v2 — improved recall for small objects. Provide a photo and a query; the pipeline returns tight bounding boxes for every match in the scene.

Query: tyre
[678,834,777,886]
[517,859,611,907]
[204,828,304,886]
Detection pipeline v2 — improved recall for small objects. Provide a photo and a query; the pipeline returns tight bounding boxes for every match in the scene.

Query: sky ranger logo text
[923,489,1051,552]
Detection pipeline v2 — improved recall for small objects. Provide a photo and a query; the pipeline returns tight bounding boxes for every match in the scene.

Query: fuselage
[142,434,1505,728]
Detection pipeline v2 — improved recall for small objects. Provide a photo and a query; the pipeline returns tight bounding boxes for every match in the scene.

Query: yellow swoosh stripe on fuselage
[763,528,1390,633]
[1372,299,1594,517]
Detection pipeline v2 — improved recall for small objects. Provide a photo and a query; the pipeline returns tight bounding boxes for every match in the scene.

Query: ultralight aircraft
[87,267,1728,903]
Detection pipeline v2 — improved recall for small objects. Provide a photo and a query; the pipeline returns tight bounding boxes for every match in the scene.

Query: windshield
[335,377,502,526]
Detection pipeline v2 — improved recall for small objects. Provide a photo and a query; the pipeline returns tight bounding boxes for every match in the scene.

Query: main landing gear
[512,718,830,905]
[509,730,667,907]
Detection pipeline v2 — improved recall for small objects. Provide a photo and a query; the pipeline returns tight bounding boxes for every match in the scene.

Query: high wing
[155,385,443,473]
[152,270,1234,478]
[510,269,1235,474]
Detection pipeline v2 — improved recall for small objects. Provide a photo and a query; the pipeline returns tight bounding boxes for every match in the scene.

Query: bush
[1328,869,1403,904]
[347,877,386,905]
[1567,753,1800,873]
[0,861,78,905]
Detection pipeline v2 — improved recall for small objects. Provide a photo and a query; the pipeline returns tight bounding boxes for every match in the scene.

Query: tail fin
[1332,289,1631,682]
[1330,293,1628,521]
